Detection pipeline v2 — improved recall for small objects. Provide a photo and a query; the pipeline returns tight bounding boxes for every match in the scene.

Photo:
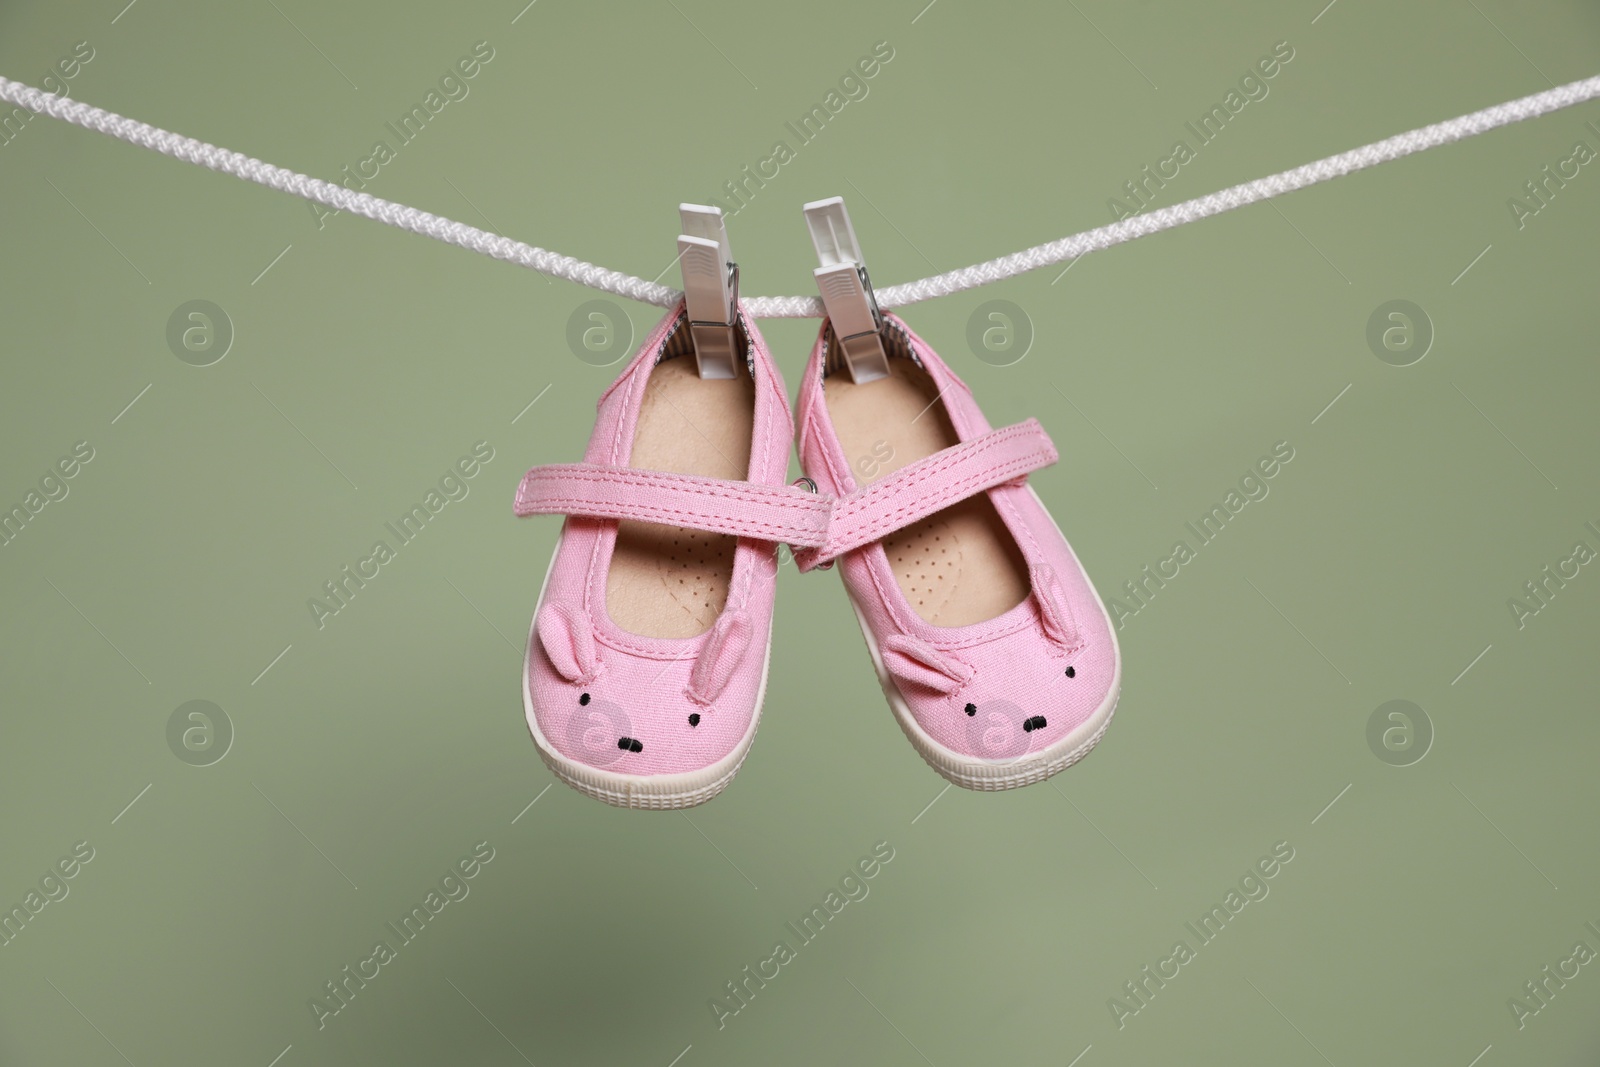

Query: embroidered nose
[617,737,643,753]
[1022,716,1047,732]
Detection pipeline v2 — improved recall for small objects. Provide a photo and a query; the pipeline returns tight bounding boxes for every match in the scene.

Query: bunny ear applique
[688,610,752,706]
[1031,565,1083,652]
[536,600,599,683]
[880,634,973,696]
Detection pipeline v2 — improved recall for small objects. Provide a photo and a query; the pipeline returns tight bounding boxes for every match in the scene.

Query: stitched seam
[581,517,604,624]
[839,424,1041,522]
[844,427,1041,507]
[519,489,827,530]
[924,610,1035,651]
[522,496,825,542]
[519,496,825,533]
[800,401,853,495]
[609,363,644,466]
[593,628,705,659]
[820,438,1052,559]
[803,339,859,494]
[838,453,1037,544]
[998,487,1045,561]
[736,316,782,613]
[794,426,1045,565]
[590,318,668,619]
[523,495,822,537]
[596,368,643,624]
[521,467,829,516]
[517,472,831,541]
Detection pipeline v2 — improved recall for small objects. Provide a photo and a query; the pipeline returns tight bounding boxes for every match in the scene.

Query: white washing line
[3,73,1598,316]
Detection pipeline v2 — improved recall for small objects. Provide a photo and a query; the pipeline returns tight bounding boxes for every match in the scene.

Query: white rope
[869,72,1600,311]
[4,72,1599,317]
[0,75,680,307]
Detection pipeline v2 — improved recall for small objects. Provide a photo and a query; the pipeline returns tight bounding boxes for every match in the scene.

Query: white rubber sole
[521,538,770,811]
[843,486,1122,792]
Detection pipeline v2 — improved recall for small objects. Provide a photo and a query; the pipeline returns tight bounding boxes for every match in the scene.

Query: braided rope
[5,73,1598,317]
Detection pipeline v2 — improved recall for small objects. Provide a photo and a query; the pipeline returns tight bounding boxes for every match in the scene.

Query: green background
[3,0,1599,1064]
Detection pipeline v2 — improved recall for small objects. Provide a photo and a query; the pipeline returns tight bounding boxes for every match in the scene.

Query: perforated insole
[606,355,755,638]
[825,356,1029,627]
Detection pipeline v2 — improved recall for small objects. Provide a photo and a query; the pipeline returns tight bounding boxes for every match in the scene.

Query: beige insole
[606,355,755,638]
[825,354,1029,627]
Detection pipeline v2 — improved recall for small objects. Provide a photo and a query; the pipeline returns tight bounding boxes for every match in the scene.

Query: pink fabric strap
[794,419,1057,571]
[514,464,832,547]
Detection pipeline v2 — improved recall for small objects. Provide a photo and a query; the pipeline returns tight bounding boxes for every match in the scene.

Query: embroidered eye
[1064,666,1075,678]
[1023,716,1047,732]
[688,713,700,727]
[617,737,643,753]
[579,692,591,705]
[964,703,977,717]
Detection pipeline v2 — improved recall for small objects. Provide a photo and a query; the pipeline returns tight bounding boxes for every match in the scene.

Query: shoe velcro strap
[793,419,1057,572]
[513,464,832,547]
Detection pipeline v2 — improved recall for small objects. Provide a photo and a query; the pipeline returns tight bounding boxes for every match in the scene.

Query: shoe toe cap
[909,633,1117,762]
[528,649,759,777]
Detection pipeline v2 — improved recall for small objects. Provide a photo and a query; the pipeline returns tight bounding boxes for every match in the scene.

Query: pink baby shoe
[514,301,828,809]
[793,312,1121,790]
